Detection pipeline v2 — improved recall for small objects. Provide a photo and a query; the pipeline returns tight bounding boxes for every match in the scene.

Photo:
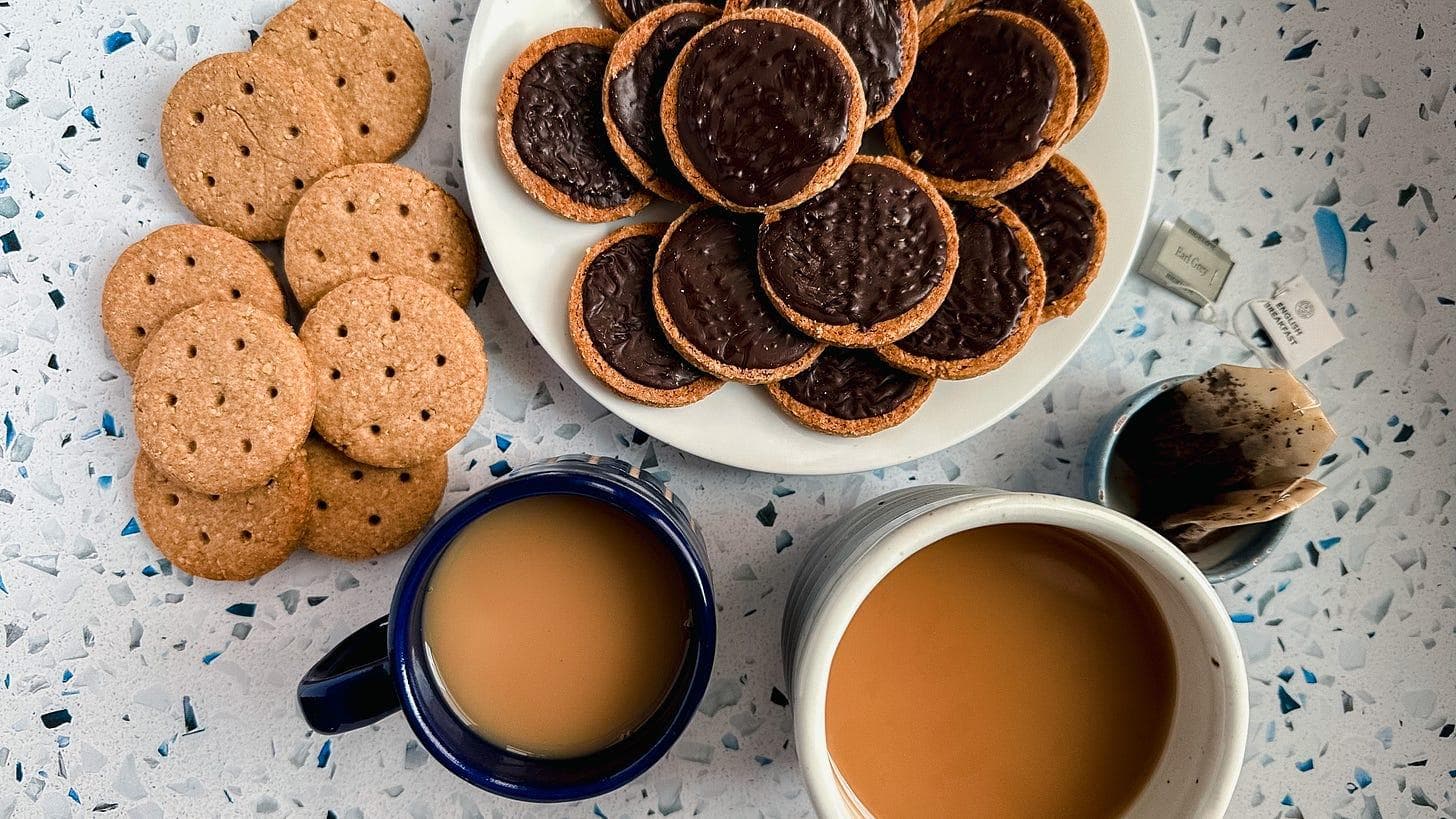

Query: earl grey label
[1139,219,1234,305]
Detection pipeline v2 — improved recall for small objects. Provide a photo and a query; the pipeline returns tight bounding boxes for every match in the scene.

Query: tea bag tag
[1138,218,1234,305]
[1249,275,1343,369]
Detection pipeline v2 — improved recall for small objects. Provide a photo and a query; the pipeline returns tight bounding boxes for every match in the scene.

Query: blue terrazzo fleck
[103,31,134,53]
[1312,207,1347,284]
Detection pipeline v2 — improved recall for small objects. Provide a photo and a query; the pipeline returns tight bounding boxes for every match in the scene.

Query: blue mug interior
[387,458,716,802]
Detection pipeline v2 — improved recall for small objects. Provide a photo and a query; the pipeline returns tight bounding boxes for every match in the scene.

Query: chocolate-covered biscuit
[600,0,725,30]
[767,347,934,436]
[652,204,824,383]
[997,154,1105,321]
[726,0,918,124]
[885,9,1076,197]
[962,0,1108,137]
[569,222,722,406]
[879,198,1045,379]
[497,28,652,222]
[759,155,957,347]
[913,0,948,27]
[662,9,867,212]
[604,4,720,202]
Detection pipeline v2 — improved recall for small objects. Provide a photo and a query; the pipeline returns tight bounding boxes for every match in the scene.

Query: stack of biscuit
[499,0,1110,436]
[103,0,488,581]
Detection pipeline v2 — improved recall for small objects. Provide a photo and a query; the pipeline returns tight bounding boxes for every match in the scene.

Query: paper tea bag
[1115,364,1336,552]
[1161,477,1327,550]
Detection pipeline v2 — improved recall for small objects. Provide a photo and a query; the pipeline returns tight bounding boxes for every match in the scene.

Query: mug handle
[297,615,400,733]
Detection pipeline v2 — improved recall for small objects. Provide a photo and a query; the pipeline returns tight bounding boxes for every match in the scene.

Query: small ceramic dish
[1083,375,1294,583]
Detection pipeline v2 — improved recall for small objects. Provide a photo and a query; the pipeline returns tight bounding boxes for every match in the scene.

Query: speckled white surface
[0,1,1452,817]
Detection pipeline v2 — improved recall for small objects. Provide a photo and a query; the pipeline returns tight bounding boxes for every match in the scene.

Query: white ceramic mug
[782,486,1248,818]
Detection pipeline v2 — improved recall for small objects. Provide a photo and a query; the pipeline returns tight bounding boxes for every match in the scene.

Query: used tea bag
[1161,477,1326,550]
[1116,364,1336,552]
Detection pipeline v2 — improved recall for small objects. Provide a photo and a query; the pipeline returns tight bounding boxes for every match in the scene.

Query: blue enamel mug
[297,455,716,802]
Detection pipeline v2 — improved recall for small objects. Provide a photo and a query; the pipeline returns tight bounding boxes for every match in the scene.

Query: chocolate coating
[896,201,1030,360]
[582,234,703,390]
[745,0,909,115]
[673,18,853,207]
[608,10,714,192]
[513,42,639,208]
[999,162,1097,304]
[892,13,1061,180]
[780,347,922,420]
[619,0,722,22]
[977,0,1092,105]
[657,208,816,369]
[760,162,948,328]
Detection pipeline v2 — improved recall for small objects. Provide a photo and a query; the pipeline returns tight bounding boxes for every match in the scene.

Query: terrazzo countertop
[1,0,1453,816]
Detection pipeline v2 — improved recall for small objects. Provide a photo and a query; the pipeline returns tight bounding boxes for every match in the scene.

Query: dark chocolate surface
[999,161,1097,304]
[607,10,714,192]
[673,18,853,207]
[780,347,922,420]
[759,161,948,328]
[656,208,817,370]
[896,201,1031,360]
[978,0,1094,105]
[892,13,1062,180]
[513,42,639,208]
[581,233,703,390]
[618,0,723,22]
[746,0,909,115]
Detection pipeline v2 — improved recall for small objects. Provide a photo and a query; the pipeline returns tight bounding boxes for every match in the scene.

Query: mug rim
[791,491,1248,818]
[386,462,716,802]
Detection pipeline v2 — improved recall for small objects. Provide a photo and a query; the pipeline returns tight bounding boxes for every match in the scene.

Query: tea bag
[1117,364,1336,552]
[1161,477,1326,550]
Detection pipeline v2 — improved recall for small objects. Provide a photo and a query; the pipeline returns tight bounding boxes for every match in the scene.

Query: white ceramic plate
[459,0,1157,475]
